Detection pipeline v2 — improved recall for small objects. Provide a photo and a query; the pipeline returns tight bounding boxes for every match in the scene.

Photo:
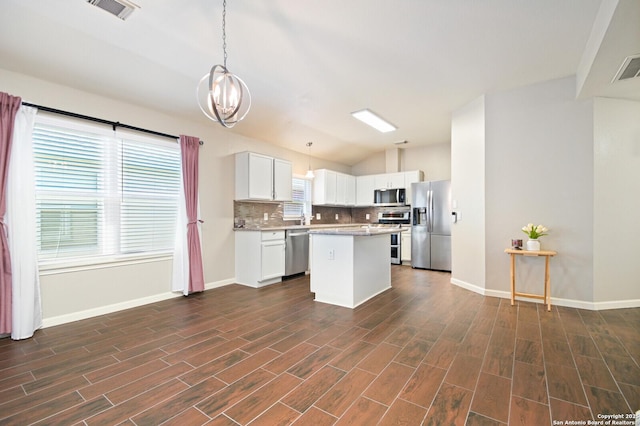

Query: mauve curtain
[0,92,21,335]
[177,135,204,293]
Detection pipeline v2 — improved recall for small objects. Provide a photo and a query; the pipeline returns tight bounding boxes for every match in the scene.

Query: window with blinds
[33,117,181,264]
[283,177,311,219]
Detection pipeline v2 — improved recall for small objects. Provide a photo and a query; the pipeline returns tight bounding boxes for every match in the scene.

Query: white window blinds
[120,139,181,254]
[33,117,181,264]
[283,177,311,219]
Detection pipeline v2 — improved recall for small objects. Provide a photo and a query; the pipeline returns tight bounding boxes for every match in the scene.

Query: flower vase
[526,239,540,251]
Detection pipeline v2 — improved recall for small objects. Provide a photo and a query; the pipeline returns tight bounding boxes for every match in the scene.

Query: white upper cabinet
[357,170,423,206]
[356,175,375,206]
[374,172,405,189]
[313,169,337,205]
[314,169,422,206]
[236,152,273,200]
[345,174,356,205]
[404,170,424,205]
[313,169,355,206]
[235,152,292,201]
[273,158,293,201]
[335,173,356,205]
[335,172,347,205]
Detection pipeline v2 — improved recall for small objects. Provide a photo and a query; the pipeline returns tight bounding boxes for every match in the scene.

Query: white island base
[309,230,392,309]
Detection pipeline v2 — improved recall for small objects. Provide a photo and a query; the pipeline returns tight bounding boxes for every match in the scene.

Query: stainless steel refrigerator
[411,180,452,271]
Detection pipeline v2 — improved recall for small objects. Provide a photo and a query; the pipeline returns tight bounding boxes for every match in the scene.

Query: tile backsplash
[234,201,400,228]
[234,201,285,228]
[311,206,353,225]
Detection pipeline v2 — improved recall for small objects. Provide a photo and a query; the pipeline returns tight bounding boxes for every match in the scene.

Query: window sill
[39,253,173,276]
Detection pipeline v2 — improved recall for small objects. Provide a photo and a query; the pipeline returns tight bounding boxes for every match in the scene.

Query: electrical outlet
[365,213,370,220]
[263,213,269,221]
[335,214,339,220]
[316,213,321,220]
[328,249,335,260]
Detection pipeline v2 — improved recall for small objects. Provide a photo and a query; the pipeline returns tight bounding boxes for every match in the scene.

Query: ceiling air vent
[86,0,139,20]
[612,54,640,82]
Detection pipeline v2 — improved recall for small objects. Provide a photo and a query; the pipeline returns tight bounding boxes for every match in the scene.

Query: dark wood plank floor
[1,266,639,425]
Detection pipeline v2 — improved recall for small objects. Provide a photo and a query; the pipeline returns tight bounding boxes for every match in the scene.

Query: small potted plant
[521,223,548,251]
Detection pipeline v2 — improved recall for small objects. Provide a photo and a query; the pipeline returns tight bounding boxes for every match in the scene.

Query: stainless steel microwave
[374,188,406,206]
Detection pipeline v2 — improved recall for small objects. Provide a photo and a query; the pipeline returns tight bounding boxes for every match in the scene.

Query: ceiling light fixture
[305,142,315,179]
[611,54,640,82]
[351,109,396,133]
[86,0,139,20]
[197,0,250,128]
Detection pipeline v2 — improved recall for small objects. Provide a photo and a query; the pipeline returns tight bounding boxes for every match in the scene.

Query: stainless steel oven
[378,210,410,224]
[376,209,410,265]
[390,231,401,264]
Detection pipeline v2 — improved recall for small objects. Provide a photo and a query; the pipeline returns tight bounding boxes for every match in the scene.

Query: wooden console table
[504,248,557,311]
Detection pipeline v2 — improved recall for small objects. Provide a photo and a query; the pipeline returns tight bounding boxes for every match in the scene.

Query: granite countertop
[308,226,407,236]
[233,223,366,232]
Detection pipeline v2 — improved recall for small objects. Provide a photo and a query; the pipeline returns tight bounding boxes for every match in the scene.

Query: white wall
[1,68,350,325]
[484,77,594,305]
[450,96,486,293]
[452,77,640,310]
[593,97,640,305]
[451,77,597,307]
[351,151,386,176]
[401,143,451,181]
[351,143,451,180]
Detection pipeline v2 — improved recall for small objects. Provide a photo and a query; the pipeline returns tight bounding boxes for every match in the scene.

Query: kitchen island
[308,227,402,308]
[233,223,366,288]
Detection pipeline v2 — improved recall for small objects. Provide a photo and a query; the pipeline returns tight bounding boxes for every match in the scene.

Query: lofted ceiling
[1,0,638,166]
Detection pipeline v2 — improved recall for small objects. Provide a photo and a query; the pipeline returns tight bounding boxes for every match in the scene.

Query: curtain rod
[21,102,204,145]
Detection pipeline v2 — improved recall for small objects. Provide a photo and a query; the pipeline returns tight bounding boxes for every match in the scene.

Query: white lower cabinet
[401,228,412,263]
[235,230,285,287]
[261,240,285,280]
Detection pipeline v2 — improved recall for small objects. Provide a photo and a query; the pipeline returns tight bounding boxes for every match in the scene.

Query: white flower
[521,223,549,239]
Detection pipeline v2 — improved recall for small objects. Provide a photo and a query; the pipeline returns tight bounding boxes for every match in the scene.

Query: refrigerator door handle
[428,190,433,232]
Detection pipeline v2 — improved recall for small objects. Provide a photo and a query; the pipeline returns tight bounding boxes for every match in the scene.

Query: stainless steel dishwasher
[284,229,309,277]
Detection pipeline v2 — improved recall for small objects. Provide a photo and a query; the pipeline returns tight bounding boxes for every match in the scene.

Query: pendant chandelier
[197,0,251,128]
[305,142,315,179]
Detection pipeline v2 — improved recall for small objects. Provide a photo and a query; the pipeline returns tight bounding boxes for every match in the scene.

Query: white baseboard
[450,278,487,295]
[42,277,237,328]
[592,298,640,310]
[206,278,236,290]
[450,278,640,311]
